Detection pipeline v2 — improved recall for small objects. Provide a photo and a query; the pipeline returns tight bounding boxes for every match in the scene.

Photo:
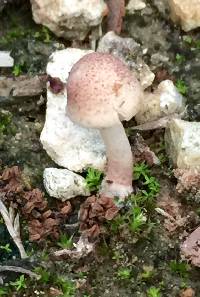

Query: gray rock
[43,168,90,201]
[97,31,140,63]
[30,0,107,40]
[165,119,200,169]
[97,31,154,89]
[40,48,106,172]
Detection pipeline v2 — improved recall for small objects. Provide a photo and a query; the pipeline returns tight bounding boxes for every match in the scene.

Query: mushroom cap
[66,52,143,128]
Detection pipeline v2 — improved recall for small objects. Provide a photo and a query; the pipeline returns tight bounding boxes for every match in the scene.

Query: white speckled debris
[165,119,200,169]
[135,80,185,124]
[30,0,108,40]
[126,0,146,14]
[0,51,14,67]
[40,48,106,172]
[43,168,90,201]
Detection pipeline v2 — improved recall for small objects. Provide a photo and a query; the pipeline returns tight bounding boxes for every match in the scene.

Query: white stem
[100,122,133,199]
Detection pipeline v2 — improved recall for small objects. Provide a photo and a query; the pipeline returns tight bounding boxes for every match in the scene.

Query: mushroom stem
[100,122,133,199]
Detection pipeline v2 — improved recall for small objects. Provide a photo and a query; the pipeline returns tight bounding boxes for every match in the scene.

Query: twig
[132,113,184,131]
[54,235,94,259]
[0,266,40,280]
[155,207,176,222]
[0,199,28,259]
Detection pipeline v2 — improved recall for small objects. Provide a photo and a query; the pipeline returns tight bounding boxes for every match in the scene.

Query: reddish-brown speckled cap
[66,52,142,128]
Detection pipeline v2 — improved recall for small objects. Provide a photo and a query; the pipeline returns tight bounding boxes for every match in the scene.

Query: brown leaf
[79,207,89,222]
[106,0,125,34]
[89,202,104,219]
[1,166,20,180]
[0,166,22,193]
[105,205,119,220]
[83,224,101,238]
[42,210,52,219]
[98,196,116,209]
[43,218,59,229]
[28,219,43,241]
[23,189,47,213]
[60,202,72,215]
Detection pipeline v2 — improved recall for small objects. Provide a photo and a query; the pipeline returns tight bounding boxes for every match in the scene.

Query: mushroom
[66,52,143,199]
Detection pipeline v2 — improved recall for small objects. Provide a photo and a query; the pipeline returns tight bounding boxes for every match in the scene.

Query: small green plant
[57,233,73,249]
[133,162,151,180]
[0,288,9,296]
[129,206,147,233]
[10,275,27,291]
[183,36,193,44]
[55,277,76,297]
[195,40,200,49]
[85,167,103,192]
[34,26,51,43]
[112,250,124,261]
[147,286,161,297]
[0,111,12,134]
[175,53,185,63]
[0,243,12,253]
[12,63,23,76]
[117,268,132,280]
[110,214,125,233]
[170,260,190,278]
[133,162,160,207]
[175,79,188,95]
[140,265,154,280]
[34,267,51,284]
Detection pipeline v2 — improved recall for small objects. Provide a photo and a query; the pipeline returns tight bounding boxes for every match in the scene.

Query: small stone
[0,51,14,67]
[30,0,108,40]
[137,58,155,90]
[165,119,200,169]
[168,0,200,32]
[135,80,185,124]
[126,0,146,14]
[97,31,140,64]
[179,288,195,297]
[43,168,90,201]
[40,48,106,172]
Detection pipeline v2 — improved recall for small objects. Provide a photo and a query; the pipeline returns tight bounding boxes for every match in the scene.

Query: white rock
[126,0,146,14]
[165,119,200,169]
[97,31,154,89]
[136,58,155,90]
[30,0,108,40]
[43,168,90,201]
[0,51,14,67]
[135,80,185,124]
[168,0,200,32]
[40,48,106,172]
